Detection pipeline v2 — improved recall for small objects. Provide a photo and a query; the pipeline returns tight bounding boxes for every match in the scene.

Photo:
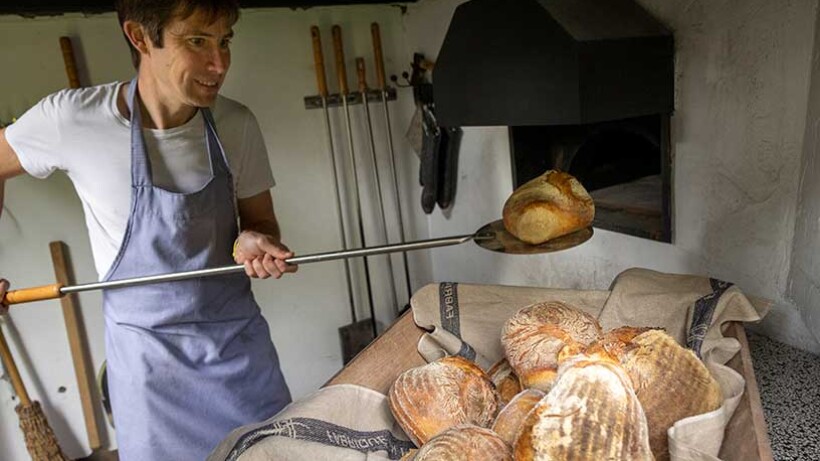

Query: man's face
[144,9,234,108]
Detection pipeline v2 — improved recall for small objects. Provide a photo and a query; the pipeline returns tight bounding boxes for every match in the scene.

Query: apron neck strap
[126,78,232,187]
[201,107,232,178]
[128,77,153,186]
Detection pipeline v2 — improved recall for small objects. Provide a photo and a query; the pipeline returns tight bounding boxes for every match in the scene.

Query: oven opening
[509,113,672,242]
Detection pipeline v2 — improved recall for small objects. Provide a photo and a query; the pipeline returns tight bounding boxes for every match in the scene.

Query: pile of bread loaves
[389,301,724,461]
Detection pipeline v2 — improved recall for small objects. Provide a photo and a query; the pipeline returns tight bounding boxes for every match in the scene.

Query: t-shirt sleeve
[235,110,275,199]
[5,92,68,179]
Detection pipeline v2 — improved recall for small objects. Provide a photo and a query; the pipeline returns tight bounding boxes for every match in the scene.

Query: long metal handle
[312,25,357,324]
[332,24,378,334]
[371,22,412,302]
[356,57,400,317]
[3,235,474,305]
[56,235,470,295]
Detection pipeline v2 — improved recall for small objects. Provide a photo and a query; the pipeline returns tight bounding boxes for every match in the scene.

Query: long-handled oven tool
[3,223,593,307]
[0,322,70,460]
[331,25,378,337]
[371,23,412,302]
[310,26,362,358]
[58,36,107,454]
[355,57,399,317]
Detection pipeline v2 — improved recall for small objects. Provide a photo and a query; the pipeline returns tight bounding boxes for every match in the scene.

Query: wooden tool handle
[50,241,102,449]
[371,23,387,91]
[0,327,31,405]
[3,283,64,305]
[59,36,81,89]
[356,58,368,94]
[331,25,349,95]
[310,26,329,98]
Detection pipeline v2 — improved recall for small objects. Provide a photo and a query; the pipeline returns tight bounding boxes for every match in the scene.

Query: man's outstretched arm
[0,128,24,220]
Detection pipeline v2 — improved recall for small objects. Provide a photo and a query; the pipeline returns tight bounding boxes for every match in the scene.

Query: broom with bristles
[0,322,70,460]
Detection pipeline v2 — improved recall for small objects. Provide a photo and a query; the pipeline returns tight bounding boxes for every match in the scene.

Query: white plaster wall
[0,6,427,459]
[401,0,820,352]
[789,5,820,344]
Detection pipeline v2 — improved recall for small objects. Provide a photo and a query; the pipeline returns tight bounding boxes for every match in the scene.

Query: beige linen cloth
[411,268,768,461]
[208,268,767,461]
[206,384,415,461]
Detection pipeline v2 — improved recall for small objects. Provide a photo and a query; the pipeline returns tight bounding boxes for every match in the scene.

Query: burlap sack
[411,282,610,370]
[598,268,769,364]
[209,268,768,461]
[206,384,415,461]
[408,268,767,461]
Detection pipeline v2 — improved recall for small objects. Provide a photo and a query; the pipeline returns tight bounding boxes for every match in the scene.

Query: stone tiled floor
[748,331,820,461]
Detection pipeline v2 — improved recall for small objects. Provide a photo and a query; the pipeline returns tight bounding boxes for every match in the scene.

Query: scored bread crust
[491,389,545,445]
[513,355,654,461]
[388,356,500,447]
[588,327,724,460]
[501,301,603,391]
[502,170,594,244]
[413,424,513,461]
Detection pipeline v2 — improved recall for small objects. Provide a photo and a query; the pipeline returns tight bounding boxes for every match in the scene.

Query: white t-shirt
[6,81,275,278]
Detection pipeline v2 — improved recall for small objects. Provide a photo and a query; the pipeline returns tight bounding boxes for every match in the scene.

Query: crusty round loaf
[587,327,724,461]
[513,355,653,461]
[413,425,512,461]
[487,358,522,407]
[389,356,500,447]
[491,389,544,445]
[502,170,594,244]
[501,301,602,391]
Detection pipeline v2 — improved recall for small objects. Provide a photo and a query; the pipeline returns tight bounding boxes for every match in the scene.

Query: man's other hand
[0,279,9,315]
[233,231,298,279]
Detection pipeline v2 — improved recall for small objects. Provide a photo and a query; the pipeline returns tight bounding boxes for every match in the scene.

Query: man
[0,1,296,459]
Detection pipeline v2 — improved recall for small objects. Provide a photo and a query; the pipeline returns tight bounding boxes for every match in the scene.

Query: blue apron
[102,78,291,460]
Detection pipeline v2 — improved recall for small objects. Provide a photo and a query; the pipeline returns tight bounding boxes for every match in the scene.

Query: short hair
[115,0,240,69]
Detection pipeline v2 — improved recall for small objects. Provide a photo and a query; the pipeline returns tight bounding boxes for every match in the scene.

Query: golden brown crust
[487,359,523,406]
[596,329,724,460]
[513,355,654,460]
[585,326,657,360]
[502,170,594,244]
[501,301,602,391]
[389,356,501,446]
[491,389,545,445]
[413,425,512,461]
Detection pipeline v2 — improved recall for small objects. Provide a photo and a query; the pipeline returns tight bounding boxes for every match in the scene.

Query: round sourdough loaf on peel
[487,358,523,406]
[588,327,724,461]
[513,355,653,461]
[389,356,500,447]
[502,170,594,244]
[412,425,512,461]
[491,389,545,445]
[501,301,602,391]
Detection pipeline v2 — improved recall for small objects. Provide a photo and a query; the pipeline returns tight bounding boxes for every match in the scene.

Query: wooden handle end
[331,25,349,95]
[370,23,386,90]
[59,36,82,89]
[3,283,64,305]
[310,26,329,97]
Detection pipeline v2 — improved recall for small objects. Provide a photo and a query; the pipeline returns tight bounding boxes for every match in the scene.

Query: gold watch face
[473,220,594,255]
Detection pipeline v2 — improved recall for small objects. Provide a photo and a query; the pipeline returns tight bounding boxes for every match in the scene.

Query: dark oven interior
[509,113,672,242]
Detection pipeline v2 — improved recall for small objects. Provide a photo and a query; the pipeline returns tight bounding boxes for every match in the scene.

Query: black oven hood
[433,0,674,127]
